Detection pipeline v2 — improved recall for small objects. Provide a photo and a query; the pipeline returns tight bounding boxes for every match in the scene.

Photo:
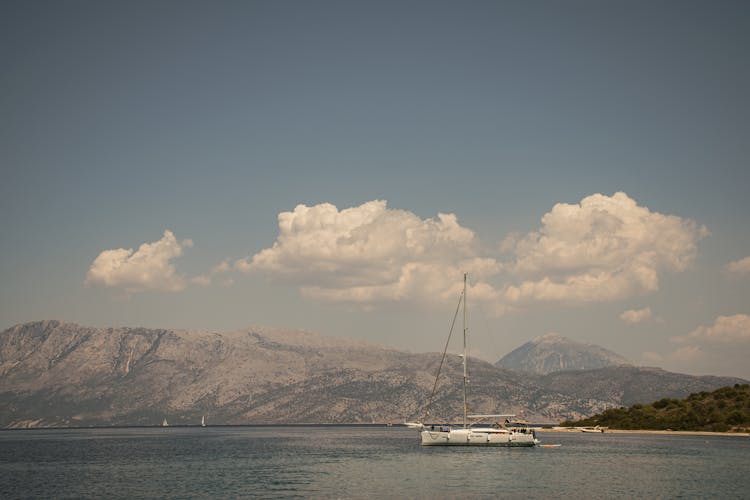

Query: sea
[1,425,748,499]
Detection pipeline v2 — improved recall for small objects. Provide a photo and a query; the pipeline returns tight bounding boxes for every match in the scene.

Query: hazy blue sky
[2,1,749,378]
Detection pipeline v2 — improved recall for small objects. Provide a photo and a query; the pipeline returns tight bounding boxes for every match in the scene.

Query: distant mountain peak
[497,334,629,375]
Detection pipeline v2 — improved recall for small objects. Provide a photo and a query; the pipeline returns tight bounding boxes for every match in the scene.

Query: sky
[2,0,749,379]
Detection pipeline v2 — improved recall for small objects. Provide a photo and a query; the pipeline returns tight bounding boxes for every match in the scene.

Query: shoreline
[537,427,750,437]
[2,423,748,437]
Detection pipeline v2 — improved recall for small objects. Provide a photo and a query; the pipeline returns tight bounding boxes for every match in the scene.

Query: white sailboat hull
[420,427,537,447]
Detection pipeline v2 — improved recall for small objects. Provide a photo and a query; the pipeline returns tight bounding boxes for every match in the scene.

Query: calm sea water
[1,426,748,499]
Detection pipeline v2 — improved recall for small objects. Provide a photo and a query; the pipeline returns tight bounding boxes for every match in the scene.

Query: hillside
[0,321,745,428]
[496,333,629,375]
[538,365,744,407]
[0,320,580,426]
[562,384,750,432]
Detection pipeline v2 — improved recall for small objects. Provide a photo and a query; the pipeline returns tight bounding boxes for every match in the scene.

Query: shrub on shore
[561,384,750,432]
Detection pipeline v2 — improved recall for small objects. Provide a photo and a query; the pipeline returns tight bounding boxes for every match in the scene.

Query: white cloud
[500,192,707,305]
[237,200,500,305]
[726,256,750,276]
[642,314,750,378]
[620,307,652,324]
[191,260,232,287]
[86,230,192,292]
[675,314,750,344]
[239,193,706,311]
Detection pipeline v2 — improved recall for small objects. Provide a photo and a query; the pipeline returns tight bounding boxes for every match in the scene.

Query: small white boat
[579,426,605,433]
[417,274,538,447]
[201,415,206,427]
[162,418,169,427]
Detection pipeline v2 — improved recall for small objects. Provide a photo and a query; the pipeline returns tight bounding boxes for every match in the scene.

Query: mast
[462,272,468,428]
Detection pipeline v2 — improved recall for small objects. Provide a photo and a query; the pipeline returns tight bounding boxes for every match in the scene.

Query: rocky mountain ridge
[1,321,745,428]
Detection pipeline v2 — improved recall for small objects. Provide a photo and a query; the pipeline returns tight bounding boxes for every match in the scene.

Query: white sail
[201,415,206,427]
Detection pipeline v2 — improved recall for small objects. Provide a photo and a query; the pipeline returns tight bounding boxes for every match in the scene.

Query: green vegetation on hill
[561,384,750,432]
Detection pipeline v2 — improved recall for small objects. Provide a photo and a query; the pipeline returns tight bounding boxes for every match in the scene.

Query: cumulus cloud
[673,314,750,344]
[726,256,750,276]
[620,307,652,324]
[500,192,707,305]
[236,200,500,305]
[192,260,233,287]
[86,230,192,292]
[239,193,706,310]
[647,314,750,376]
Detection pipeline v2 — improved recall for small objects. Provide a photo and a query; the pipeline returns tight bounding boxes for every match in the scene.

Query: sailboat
[162,418,169,427]
[417,273,538,447]
[201,415,206,427]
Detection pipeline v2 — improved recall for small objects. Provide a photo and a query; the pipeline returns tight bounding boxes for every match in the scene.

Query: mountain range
[0,320,745,428]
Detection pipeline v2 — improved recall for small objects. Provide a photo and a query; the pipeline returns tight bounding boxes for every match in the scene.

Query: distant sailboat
[201,415,206,427]
[162,418,169,427]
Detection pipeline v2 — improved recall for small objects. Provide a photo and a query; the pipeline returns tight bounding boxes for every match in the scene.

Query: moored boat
[417,274,538,447]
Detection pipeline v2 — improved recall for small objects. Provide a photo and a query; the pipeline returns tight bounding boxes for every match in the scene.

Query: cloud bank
[236,200,494,304]
[239,192,707,310]
[86,230,192,292]
[86,193,707,307]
